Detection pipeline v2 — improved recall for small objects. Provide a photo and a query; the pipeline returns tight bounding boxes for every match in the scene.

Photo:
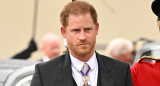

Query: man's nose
[79,31,87,41]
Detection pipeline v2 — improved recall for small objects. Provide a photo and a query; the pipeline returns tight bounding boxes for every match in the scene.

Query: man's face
[43,40,61,59]
[118,51,133,64]
[61,13,99,58]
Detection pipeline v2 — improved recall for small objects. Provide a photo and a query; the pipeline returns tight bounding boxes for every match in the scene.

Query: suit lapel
[96,52,114,86]
[56,52,114,86]
[57,52,74,86]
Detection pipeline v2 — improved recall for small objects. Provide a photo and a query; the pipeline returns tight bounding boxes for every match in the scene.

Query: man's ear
[61,27,66,38]
[95,23,99,35]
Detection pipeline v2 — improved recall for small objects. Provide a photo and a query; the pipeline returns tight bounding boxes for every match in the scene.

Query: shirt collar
[70,52,97,71]
[42,56,50,62]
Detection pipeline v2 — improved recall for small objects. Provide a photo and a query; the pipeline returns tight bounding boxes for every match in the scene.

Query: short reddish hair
[60,1,98,28]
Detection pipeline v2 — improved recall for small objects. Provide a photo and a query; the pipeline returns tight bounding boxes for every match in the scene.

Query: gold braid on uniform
[138,55,160,63]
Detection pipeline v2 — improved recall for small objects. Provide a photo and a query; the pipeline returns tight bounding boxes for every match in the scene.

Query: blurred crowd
[11,34,156,66]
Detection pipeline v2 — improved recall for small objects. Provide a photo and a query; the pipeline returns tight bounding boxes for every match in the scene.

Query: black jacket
[30,51,133,86]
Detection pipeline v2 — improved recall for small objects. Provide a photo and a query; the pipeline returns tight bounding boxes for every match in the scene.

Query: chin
[77,50,91,56]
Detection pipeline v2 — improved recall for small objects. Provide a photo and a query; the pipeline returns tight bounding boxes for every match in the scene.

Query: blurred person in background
[106,37,134,65]
[40,33,61,62]
[132,37,154,57]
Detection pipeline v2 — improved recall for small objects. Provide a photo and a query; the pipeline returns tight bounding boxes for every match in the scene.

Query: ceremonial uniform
[131,56,160,86]
[132,0,160,85]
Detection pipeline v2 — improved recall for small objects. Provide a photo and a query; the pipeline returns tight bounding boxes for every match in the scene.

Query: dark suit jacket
[30,51,133,86]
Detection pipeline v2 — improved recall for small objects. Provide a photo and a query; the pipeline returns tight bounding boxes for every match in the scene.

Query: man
[31,1,133,86]
[131,0,160,86]
[106,38,134,65]
[40,33,61,62]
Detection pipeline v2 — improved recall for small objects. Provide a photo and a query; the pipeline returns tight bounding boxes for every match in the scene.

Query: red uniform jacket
[131,56,160,86]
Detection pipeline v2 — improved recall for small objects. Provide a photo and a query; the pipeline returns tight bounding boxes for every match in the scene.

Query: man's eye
[85,28,92,31]
[73,29,80,32]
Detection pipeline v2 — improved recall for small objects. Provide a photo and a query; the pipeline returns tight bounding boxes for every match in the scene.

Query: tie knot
[82,63,89,74]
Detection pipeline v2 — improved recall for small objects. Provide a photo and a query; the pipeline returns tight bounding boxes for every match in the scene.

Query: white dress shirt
[70,52,98,86]
[42,56,50,62]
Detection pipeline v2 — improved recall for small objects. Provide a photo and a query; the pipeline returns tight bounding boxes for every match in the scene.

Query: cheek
[88,34,96,40]
[67,37,76,44]
[66,33,77,41]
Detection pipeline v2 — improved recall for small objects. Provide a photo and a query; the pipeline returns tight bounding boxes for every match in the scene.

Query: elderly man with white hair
[41,33,61,62]
[106,37,134,65]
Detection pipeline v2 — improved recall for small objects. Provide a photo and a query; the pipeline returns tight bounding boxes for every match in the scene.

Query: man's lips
[78,43,89,46]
